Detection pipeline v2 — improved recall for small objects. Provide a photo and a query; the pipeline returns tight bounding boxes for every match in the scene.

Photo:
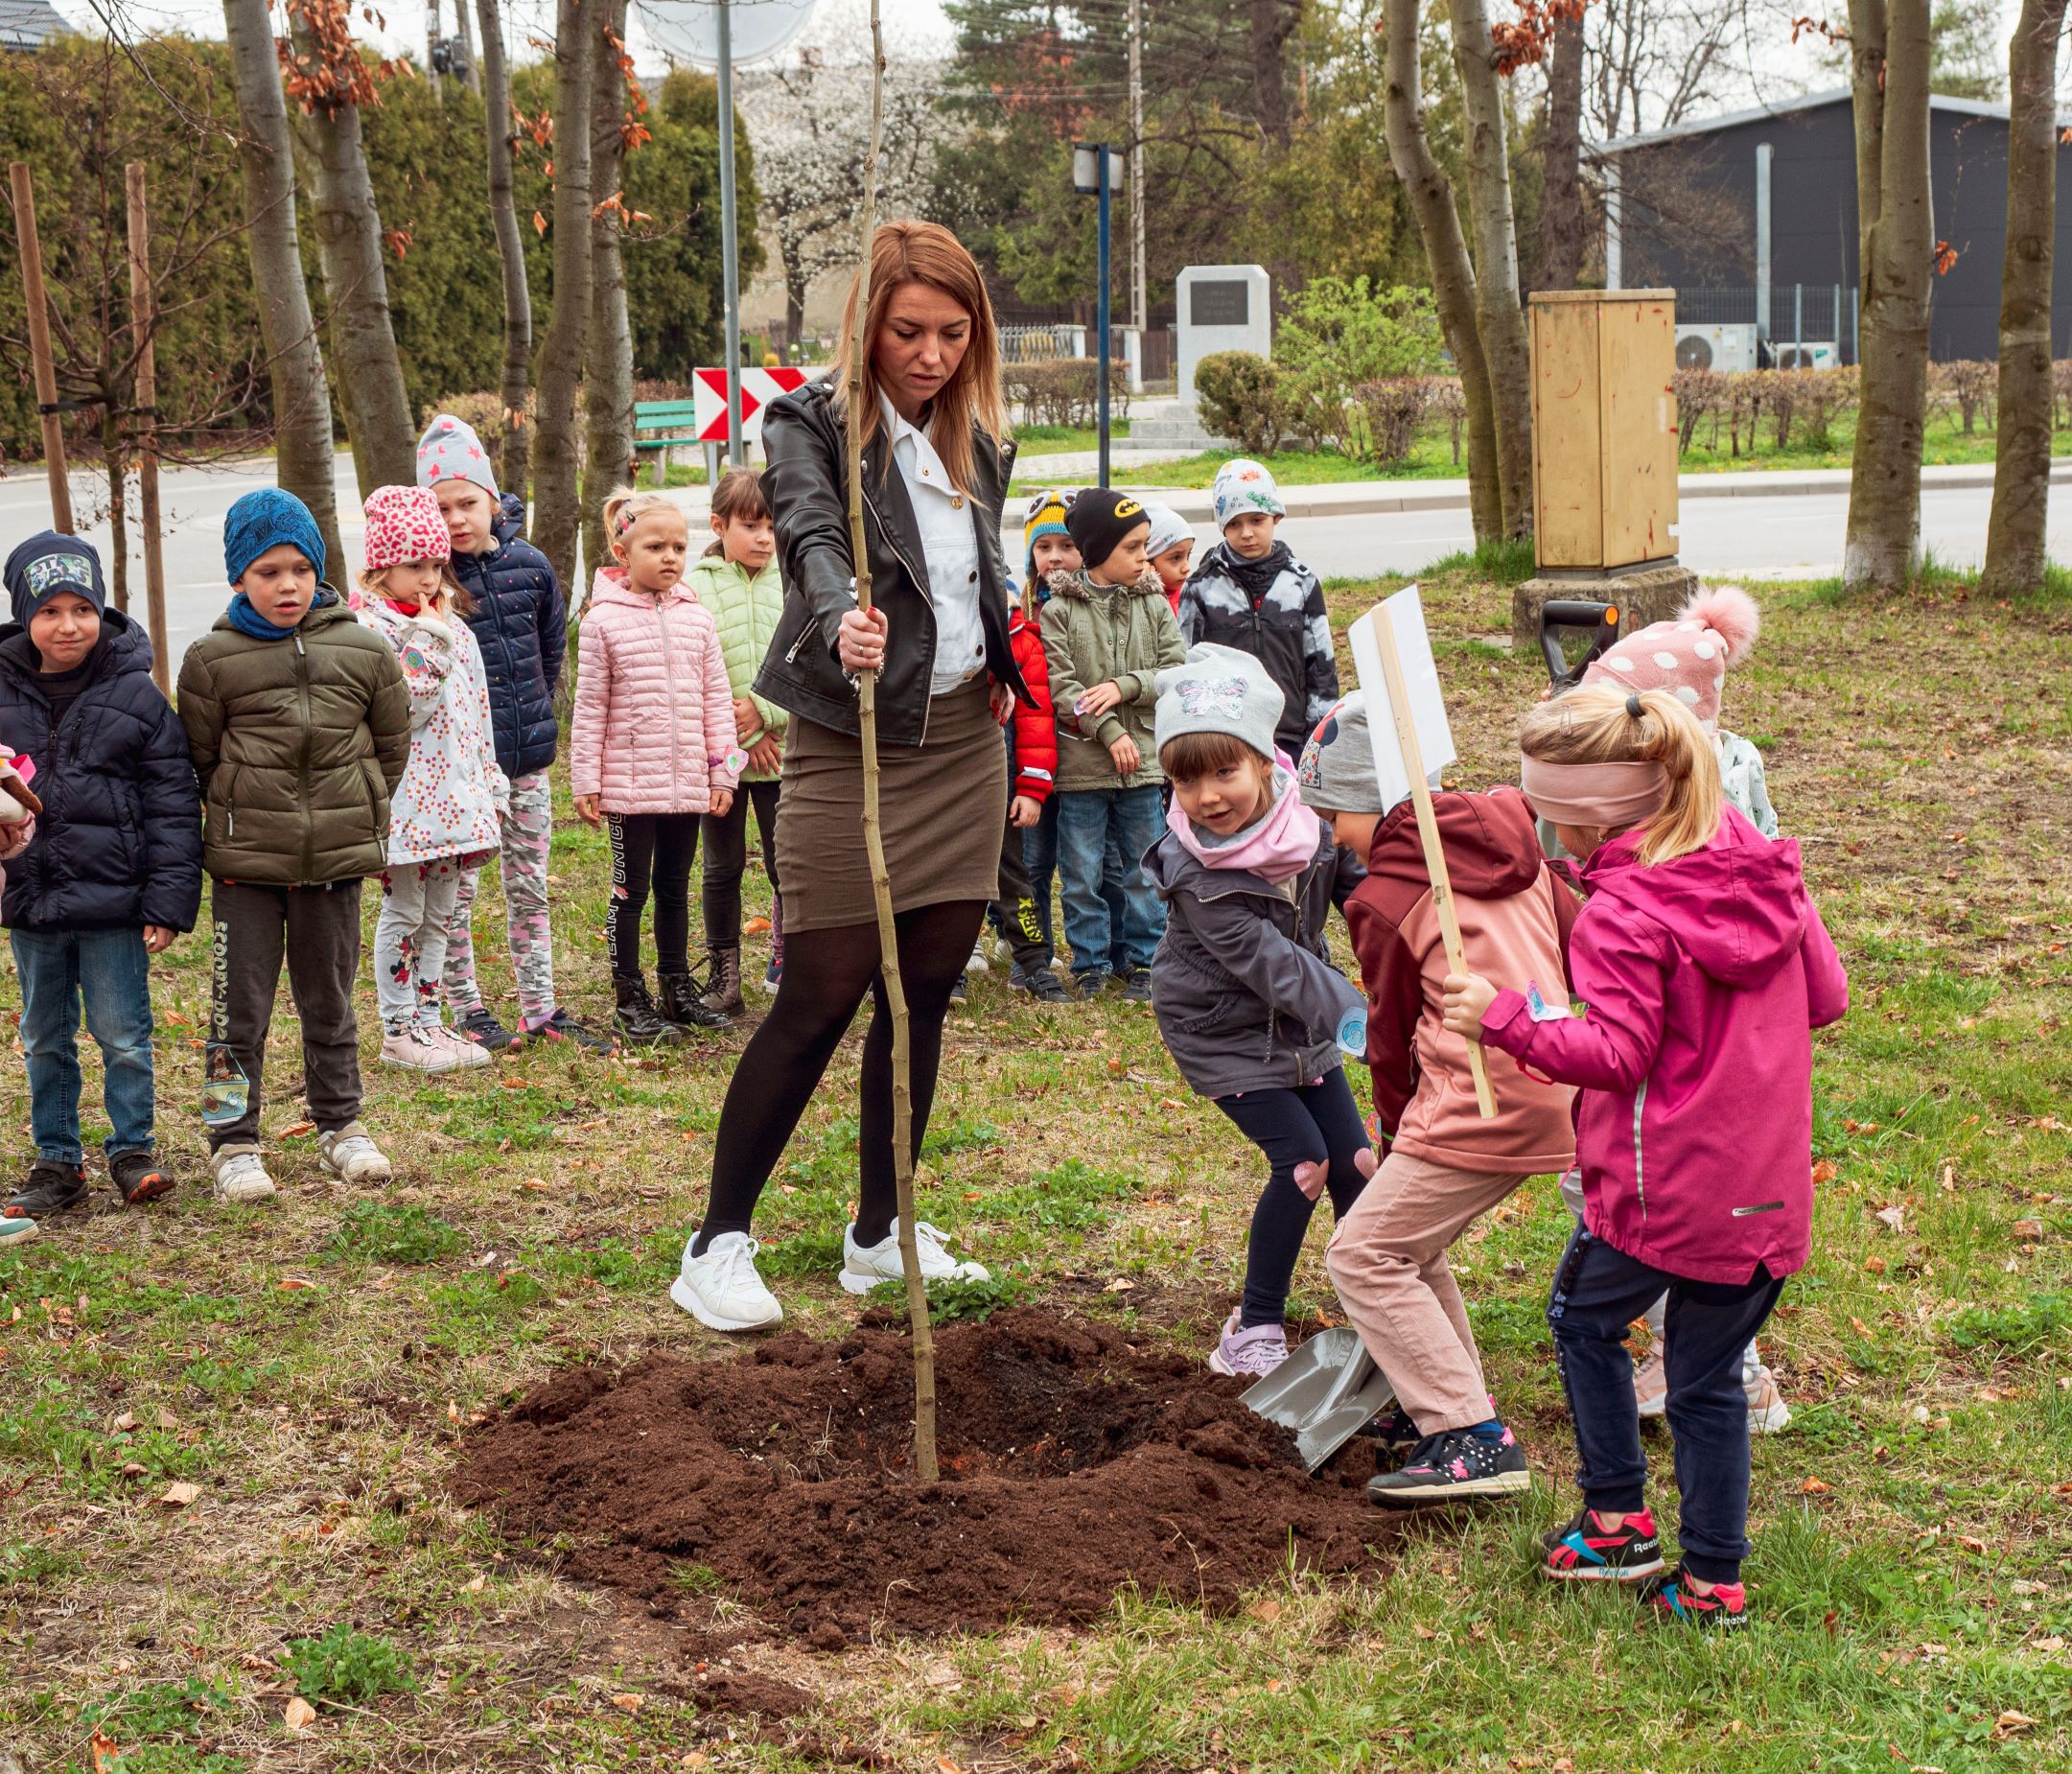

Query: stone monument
[1132,264,1274,454]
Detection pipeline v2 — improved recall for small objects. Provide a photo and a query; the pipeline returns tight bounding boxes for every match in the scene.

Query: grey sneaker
[210,1143,277,1203]
[318,1121,392,1184]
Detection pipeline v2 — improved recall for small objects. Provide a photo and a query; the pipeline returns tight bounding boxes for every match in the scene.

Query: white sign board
[1176,263,1271,405]
[1349,583,1456,810]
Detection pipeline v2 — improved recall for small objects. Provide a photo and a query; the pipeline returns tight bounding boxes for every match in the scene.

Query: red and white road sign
[692,366,819,444]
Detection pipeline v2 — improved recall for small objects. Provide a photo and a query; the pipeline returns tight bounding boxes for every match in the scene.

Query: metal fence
[1673,284,1861,365]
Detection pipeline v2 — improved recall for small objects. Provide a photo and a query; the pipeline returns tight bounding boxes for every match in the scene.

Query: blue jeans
[11,927,156,1163]
[1013,795,1125,972]
[1547,1227,1784,1584]
[1055,784,1165,976]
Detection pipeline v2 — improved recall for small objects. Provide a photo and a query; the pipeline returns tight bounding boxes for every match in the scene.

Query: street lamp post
[1073,142,1123,487]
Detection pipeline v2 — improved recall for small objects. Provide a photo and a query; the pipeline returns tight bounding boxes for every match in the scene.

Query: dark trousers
[607,812,699,978]
[1013,794,1125,974]
[989,813,1051,972]
[1548,1228,1784,1584]
[206,878,363,1150]
[701,779,781,950]
[1217,1071,1372,1329]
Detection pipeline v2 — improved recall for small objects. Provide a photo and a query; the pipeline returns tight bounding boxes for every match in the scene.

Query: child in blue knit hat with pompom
[176,488,410,1202]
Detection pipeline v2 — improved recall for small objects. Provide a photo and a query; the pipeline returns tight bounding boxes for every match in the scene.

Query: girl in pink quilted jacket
[1443,682,1847,1630]
[571,488,743,1047]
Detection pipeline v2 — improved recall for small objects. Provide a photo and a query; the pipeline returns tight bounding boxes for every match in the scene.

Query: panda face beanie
[1580,584,1759,732]
[416,412,501,498]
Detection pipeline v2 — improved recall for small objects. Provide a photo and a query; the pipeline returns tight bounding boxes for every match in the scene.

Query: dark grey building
[1598,86,2072,363]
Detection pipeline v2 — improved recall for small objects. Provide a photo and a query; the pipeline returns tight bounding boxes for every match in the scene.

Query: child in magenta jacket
[571,488,742,1045]
[1444,681,1847,1630]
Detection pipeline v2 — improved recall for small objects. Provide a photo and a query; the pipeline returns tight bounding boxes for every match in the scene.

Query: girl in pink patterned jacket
[571,488,743,1046]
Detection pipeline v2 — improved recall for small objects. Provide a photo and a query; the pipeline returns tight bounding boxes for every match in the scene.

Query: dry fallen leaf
[1874,1204,1907,1233]
[1864,1256,1887,1275]
[155,1481,199,1508]
[90,1731,123,1772]
[1799,1477,1832,1495]
[1811,1158,1839,1187]
[280,1120,317,1138]
[1993,1711,2037,1739]
[611,1692,643,1714]
[284,1696,316,1731]
[1957,1534,1988,1554]
[2014,1219,2045,1240]
[934,1760,969,1774]
[1247,1598,1282,1623]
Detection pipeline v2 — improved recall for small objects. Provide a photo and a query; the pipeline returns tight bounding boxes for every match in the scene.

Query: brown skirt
[776,679,1009,933]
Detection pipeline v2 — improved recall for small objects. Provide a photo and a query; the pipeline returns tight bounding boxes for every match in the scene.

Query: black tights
[695,899,985,1253]
[607,813,698,978]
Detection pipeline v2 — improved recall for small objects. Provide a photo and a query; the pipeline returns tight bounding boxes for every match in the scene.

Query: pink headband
[1520,756,1666,827]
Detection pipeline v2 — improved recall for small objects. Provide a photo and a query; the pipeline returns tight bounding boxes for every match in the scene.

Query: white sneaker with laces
[670,1230,783,1331]
[211,1143,277,1203]
[423,1021,492,1069]
[838,1218,989,1295]
[966,941,989,974]
[319,1121,393,1184]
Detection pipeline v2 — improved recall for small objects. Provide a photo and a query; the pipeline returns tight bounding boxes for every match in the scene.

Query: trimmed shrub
[1352,376,1436,465]
[1193,351,1290,455]
[1001,359,1134,430]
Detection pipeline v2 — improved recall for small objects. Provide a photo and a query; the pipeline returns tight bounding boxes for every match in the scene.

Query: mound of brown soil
[455,1307,1391,1636]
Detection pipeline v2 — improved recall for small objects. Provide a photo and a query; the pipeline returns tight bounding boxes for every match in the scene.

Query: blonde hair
[359,560,473,619]
[602,487,687,557]
[704,467,772,558]
[1520,683,1722,865]
[832,220,1008,495]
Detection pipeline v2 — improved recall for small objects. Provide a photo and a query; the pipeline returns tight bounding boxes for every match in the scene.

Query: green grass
[1009,417,1134,455]
[2,552,2069,1768]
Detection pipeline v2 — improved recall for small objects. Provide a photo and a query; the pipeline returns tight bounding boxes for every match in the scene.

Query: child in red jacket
[1299,692,1580,1508]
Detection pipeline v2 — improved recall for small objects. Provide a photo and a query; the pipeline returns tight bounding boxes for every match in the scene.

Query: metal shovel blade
[1239,1326,1399,1473]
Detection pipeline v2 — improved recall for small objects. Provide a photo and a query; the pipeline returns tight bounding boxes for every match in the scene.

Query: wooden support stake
[10,161,73,532]
[844,0,937,1482]
[1368,611,1498,1119]
[126,164,170,695]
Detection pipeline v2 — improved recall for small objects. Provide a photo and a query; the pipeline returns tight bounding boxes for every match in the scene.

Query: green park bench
[632,399,706,488]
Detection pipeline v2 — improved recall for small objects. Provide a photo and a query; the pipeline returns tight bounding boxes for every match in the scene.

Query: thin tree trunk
[1982,0,2067,595]
[476,0,531,502]
[1845,0,1934,591]
[1249,0,1300,150]
[100,416,128,613]
[291,8,418,495]
[454,0,480,96]
[1536,8,1586,290]
[1381,0,1502,542]
[785,255,808,359]
[221,0,343,575]
[580,0,634,582]
[532,0,593,599]
[846,0,938,1485]
[1449,0,1534,538]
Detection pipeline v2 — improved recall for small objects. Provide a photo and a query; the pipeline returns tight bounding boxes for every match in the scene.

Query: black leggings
[701,779,781,948]
[607,812,699,978]
[695,899,985,1253]
[1217,1071,1373,1329]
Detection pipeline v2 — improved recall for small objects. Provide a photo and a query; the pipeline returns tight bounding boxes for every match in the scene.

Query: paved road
[5,453,2064,668]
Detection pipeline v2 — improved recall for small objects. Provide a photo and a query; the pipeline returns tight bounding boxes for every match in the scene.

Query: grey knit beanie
[416,412,500,498]
[1295,690,1420,815]
[1154,642,1285,762]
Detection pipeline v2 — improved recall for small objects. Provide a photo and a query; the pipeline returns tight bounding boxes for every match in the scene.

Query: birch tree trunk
[1844,0,1934,592]
[221,0,343,574]
[1448,0,1533,537]
[290,6,417,495]
[1982,0,2068,595]
[532,0,594,599]
[1536,7,1587,290]
[476,0,531,500]
[1381,0,1502,542]
[580,0,635,584]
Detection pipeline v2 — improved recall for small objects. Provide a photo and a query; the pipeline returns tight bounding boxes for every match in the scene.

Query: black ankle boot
[659,969,733,1030]
[614,974,686,1045]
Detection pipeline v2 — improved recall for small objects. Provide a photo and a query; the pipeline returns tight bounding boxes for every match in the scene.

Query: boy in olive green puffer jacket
[1038,488,1186,1000]
[691,469,786,1015]
[176,490,410,1203]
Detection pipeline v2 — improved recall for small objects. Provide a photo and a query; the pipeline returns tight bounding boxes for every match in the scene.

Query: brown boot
[700,945,745,1017]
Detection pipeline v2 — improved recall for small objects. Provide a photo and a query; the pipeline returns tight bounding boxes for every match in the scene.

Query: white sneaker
[381,1024,461,1073]
[210,1143,277,1203]
[1744,1360,1793,1435]
[319,1121,392,1184]
[838,1218,989,1295]
[669,1230,783,1331]
[966,941,989,974]
[422,1021,492,1069]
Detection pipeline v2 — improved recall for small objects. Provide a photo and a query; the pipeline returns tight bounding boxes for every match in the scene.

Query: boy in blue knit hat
[176,489,410,1202]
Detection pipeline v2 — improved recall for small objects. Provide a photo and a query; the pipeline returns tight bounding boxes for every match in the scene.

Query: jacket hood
[0,606,152,687]
[495,491,526,543]
[1582,805,1812,989]
[1365,786,1544,902]
[590,564,692,610]
[1047,565,1165,602]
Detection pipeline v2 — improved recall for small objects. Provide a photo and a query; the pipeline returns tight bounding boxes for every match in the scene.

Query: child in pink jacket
[1445,682,1847,1630]
[571,489,743,1047]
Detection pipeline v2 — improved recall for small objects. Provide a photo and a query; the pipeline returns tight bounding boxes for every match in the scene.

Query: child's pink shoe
[1208,1310,1288,1379]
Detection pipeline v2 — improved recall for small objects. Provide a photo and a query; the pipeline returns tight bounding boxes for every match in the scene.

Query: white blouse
[877,392,988,696]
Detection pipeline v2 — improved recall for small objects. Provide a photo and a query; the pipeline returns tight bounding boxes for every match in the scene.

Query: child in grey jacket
[1142,642,1372,1380]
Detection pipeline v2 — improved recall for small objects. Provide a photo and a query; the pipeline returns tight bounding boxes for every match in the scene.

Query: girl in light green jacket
[691,470,786,1015]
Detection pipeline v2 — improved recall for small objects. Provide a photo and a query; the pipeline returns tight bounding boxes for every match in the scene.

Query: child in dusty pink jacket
[571,488,743,1046]
[1299,691,1577,1510]
[1445,682,1847,1629]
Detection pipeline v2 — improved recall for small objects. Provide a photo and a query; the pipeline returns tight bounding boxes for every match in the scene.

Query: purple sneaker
[1208,1309,1289,1379]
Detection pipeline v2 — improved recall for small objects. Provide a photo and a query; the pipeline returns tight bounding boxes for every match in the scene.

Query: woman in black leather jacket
[670,221,1030,1333]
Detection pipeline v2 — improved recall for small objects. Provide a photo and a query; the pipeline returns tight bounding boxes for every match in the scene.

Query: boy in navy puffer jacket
[418,415,609,1054]
[0,534,200,1234]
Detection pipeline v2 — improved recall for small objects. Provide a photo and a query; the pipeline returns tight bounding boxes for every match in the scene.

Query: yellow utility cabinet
[1529,290,1679,572]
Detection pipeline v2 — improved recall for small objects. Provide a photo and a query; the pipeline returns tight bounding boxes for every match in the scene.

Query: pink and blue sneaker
[1640,1564,1748,1629]
[1540,1506,1665,1581]
[1365,1421,1529,1506]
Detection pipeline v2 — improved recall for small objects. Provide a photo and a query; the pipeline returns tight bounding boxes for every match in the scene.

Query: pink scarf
[1167,756,1320,883]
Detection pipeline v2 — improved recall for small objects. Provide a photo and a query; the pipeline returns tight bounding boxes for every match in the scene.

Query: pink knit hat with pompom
[362,484,453,574]
[1581,584,1759,732]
